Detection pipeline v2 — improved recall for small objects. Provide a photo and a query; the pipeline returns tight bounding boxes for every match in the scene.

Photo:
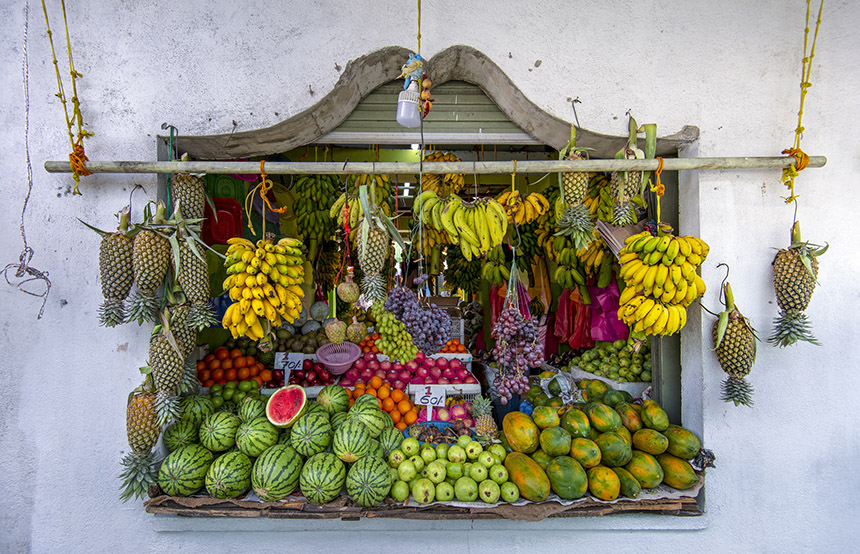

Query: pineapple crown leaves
[78,206,134,238]
[357,184,406,256]
[782,221,828,281]
[126,378,155,407]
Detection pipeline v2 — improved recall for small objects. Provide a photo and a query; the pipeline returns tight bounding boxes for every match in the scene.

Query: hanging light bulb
[396,81,422,128]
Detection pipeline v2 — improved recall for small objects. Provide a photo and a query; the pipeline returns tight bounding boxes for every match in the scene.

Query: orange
[395,421,407,431]
[229,348,243,359]
[391,389,404,403]
[211,369,224,381]
[237,368,250,380]
[348,398,355,408]
[207,359,221,371]
[225,369,237,381]
[204,353,216,364]
[389,409,401,424]
[377,387,390,400]
[249,365,260,378]
[397,399,412,414]
[233,356,247,369]
[196,360,207,371]
[382,397,395,412]
[253,376,263,388]
[221,358,233,370]
[203,379,215,388]
[260,370,272,382]
[200,370,211,381]
[404,411,418,425]
[214,347,229,360]
[458,344,467,352]
[369,376,383,389]
[246,356,257,368]
[365,389,378,398]
[371,346,379,353]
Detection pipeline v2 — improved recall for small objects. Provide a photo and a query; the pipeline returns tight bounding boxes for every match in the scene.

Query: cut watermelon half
[266,385,308,429]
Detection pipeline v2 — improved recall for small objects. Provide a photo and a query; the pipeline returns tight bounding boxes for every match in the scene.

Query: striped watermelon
[251,444,303,501]
[236,417,279,458]
[305,401,329,420]
[332,419,372,462]
[369,439,384,459]
[330,411,349,430]
[163,420,199,452]
[239,397,266,422]
[379,426,404,456]
[316,385,349,415]
[158,444,213,496]
[380,411,394,428]
[205,451,252,498]
[353,393,379,411]
[277,428,292,445]
[180,395,215,427]
[346,455,391,507]
[347,405,386,438]
[289,413,333,457]
[199,412,241,452]
[300,452,346,504]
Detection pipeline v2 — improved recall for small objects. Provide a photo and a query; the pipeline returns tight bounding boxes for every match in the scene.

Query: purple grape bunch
[384,280,451,355]
[491,305,545,404]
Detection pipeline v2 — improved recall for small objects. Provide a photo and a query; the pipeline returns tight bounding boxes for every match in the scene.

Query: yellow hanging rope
[41,0,92,195]
[781,0,824,204]
[245,160,287,236]
[650,157,666,224]
[511,160,517,193]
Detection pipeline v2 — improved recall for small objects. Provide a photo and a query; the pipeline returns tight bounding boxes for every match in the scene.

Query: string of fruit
[384,276,451,355]
[713,281,759,407]
[617,227,709,336]
[293,174,341,257]
[481,245,510,287]
[442,242,482,298]
[419,151,466,196]
[221,236,306,343]
[491,300,544,405]
[413,191,508,260]
[496,189,550,225]
[769,221,827,347]
[609,116,655,226]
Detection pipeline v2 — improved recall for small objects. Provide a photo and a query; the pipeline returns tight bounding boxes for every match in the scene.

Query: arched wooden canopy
[175,45,698,160]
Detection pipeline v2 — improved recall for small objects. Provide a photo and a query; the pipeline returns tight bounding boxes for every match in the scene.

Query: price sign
[414,385,447,421]
[273,352,305,382]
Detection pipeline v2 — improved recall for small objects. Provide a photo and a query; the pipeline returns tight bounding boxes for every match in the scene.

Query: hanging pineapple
[769,221,827,347]
[119,384,160,501]
[713,282,758,407]
[610,116,651,227]
[147,318,185,426]
[169,154,207,220]
[126,203,171,325]
[166,297,200,396]
[554,140,595,251]
[356,184,403,305]
[472,396,499,440]
[80,206,135,327]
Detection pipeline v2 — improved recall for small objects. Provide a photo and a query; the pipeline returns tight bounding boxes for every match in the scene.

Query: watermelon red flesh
[266,385,308,428]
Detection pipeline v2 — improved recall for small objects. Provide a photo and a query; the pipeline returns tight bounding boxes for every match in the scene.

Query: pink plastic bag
[587,280,630,342]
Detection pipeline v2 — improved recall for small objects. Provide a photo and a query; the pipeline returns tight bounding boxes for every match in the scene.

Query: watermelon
[266,385,308,428]
[238,397,267,422]
[316,385,349,415]
[199,412,241,452]
[332,419,372,462]
[368,439,384,459]
[305,401,329,420]
[163,420,199,452]
[378,426,404,456]
[345,455,391,507]
[180,395,214,427]
[158,444,213,496]
[380,411,394,428]
[347,406,386,438]
[205,451,252,498]
[251,445,303,501]
[290,413,333,457]
[277,428,292,445]
[330,411,349,430]
[236,417,279,458]
[353,394,379,411]
[300,452,346,504]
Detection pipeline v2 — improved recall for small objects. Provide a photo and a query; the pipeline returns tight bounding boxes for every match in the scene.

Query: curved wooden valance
[175,45,698,159]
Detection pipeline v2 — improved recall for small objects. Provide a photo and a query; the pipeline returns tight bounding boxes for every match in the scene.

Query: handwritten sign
[414,385,447,421]
[273,352,304,382]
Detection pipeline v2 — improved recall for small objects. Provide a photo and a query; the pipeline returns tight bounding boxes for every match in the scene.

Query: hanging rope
[3,2,52,319]
[42,0,91,195]
[650,157,666,224]
[244,160,287,236]
[781,0,824,204]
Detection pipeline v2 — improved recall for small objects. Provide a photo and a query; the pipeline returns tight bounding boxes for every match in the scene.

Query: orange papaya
[585,379,610,398]
[595,432,633,467]
[569,437,601,469]
[664,426,702,460]
[505,452,551,502]
[539,426,572,457]
[632,428,669,455]
[532,406,560,429]
[624,450,664,488]
[586,403,623,433]
[640,399,669,431]
[502,412,540,454]
[614,425,632,447]
[560,408,591,439]
[587,465,621,501]
[656,453,699,490]
[615,402,643,432]
[545,455,588,500]
[612,467,641,499]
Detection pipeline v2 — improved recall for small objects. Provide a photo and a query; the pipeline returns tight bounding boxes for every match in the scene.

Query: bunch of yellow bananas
[496,190,550,225]
[221,237,306,340]
[616,230,710,336]
[412,191,508,260]
[583,174,614,222]
[330,188,393,245]
[420,152,466,196]
[576,232,609,277]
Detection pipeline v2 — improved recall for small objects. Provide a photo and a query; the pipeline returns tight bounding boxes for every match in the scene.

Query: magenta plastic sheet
[587,280,629,342]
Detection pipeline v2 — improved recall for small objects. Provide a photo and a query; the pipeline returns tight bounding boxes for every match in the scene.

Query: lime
[225,381,238,389]
[222,388,235,401]
[233,391,247,404]
[210,384,223,394]
[211,396,224,409]
[238,381,254,392]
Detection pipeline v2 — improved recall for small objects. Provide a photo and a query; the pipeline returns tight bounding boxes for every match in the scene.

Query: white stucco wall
[1,1,858,552]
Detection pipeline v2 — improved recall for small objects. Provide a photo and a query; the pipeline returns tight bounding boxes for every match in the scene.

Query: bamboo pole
[43,156,826,176]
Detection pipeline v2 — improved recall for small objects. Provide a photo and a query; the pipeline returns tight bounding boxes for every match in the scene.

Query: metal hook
[792,198,799,226]
[570,97,581,128]
[128,184,145,217]
[716,262,730,306]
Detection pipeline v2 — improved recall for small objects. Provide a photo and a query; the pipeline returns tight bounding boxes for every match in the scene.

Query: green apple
[500,481,520,503]
[408,455,425,473]
[478,479,501,503]
[397,459,417,482]
[390,480,410,502]
[420,444,437,464]
[435,443,449,461]
[435,481,455,502]
[447,445,466,463]
[489,464,509,485]
[388,449,406,468]
[465,441,483,460]
[425,460,447,484]
[454,476,479,502]
[411,478,436,504]
[468,463,488,483]
[477,451,496,468]
[401,437,420,456]
[446,461,464,480]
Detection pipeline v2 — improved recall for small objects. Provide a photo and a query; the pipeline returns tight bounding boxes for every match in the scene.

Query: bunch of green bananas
[616,229,710,336]
[330,184,394,246]
[516,220,542,262]
[314,242,342,291]
[294,174,340,244]
[412,191,508,260]
[443,243,482,297]
[551,235,586,290]
[481,245,510,286]
[221,237,306,340]
[583,174,614,223]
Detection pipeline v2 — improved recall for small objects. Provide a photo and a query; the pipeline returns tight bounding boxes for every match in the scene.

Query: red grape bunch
[491,305,544,404]
[384,278,451,355]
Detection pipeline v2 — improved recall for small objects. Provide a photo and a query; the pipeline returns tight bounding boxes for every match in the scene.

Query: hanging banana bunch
[412,191,508,260]
[496,190,550,226]
[420,151,466,196]
[293,174,340,256]
[443,243,482,298]
[481,245,510,287]
[583,174,615,223]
